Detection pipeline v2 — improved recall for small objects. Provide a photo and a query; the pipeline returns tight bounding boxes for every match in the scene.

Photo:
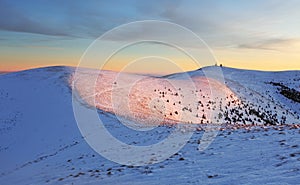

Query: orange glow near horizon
[0,56,300,74]
[1,45,300,73]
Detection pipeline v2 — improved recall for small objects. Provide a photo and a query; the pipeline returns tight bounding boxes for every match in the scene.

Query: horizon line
[2,64,300,75]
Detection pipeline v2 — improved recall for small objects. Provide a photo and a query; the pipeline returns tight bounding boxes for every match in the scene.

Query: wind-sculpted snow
[72,69,240,126]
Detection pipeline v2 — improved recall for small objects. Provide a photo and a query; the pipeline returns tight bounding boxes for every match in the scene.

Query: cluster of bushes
[269,82,300,103]
[153,84,291,125]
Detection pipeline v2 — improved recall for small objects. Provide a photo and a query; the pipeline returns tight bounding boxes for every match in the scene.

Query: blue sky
[0,0,300,72]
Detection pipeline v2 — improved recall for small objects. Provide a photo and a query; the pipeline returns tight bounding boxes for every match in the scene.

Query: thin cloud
[26,45,64,50]
[236,38,300,51]
[0,1,70,37]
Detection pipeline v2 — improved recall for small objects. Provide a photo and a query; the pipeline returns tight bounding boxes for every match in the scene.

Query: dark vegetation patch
[269,82,300,103]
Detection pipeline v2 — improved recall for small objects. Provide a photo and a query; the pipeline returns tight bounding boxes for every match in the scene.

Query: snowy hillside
[73,66,299,127]
[0,66,299,184]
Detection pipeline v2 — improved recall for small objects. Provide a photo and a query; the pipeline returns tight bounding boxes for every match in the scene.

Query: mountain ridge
[0,65,300,184]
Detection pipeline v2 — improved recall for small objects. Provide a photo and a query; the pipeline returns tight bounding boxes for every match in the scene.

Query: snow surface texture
[72,68,234,126]
[0,66,299,184]
[73,66,299,126]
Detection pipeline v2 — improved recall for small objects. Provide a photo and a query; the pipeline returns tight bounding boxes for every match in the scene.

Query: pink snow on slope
[72,69,240,125]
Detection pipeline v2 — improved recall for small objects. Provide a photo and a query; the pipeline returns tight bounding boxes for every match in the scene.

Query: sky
[0,0,300,74]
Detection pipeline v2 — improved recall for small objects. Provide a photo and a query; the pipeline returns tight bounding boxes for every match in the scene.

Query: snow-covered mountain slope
[193,67,300,125]
[220,67,300,119]
[0,66,299,185]
[72,68,238,126]
[74,66,299,126]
